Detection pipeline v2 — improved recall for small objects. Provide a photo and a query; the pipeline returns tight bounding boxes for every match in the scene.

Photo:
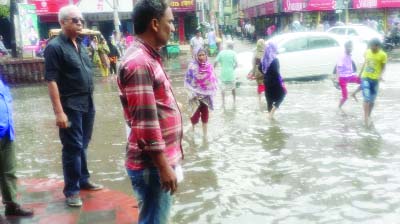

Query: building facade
[239,0,400,34]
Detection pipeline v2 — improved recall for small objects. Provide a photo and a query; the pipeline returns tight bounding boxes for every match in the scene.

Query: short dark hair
[344,40,352,48]
[369,38,381,48]
[132,0,169,35]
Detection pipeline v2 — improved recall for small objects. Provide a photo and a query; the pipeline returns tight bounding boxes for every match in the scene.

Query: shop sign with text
[282,0,307,12]
[170,0,195,12]
[353,0,400,8]
[306,0,336,10]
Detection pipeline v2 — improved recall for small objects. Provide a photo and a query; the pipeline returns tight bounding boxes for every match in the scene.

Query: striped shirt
[117,38,183,170]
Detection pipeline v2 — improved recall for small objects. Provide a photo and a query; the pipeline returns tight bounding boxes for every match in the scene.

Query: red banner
[27,0,79,15]
[282,0,307,12]
[353,0,400,8]
[306,0,335,10]
[380,0,400,7]
[258,1,277,16]
[244,7,256,18]
[170,0,195,12]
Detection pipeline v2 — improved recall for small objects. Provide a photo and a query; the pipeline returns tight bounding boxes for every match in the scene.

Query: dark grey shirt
[44,33,94,112]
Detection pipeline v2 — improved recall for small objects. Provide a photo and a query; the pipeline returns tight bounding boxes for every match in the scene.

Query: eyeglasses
[65,17,85,25]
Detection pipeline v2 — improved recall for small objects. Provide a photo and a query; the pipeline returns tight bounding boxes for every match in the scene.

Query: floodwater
[10,50,400,223]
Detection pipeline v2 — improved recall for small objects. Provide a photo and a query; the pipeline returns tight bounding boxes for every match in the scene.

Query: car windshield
[328,28,346,35]
[355,26,380,36]
[268,35,293,45]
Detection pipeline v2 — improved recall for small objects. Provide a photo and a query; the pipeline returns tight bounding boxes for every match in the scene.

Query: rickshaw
[48,28,102,39]
[48,28,103,54]
[166,43,180,58]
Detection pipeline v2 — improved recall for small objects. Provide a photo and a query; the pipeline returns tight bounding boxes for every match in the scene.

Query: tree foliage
[0,5,10,18]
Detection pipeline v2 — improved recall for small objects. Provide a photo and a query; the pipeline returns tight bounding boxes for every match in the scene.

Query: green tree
[0,5,10,18]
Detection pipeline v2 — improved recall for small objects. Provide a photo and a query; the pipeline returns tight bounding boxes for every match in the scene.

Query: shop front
[351,0,400,32]
[77,0,133,38]
[254,1,278,38]
[170,0,197,44]
[281,0,336,31]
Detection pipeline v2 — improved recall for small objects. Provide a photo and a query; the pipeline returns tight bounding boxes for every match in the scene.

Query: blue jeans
[127,168,173,224]
[60,106,95,197]
[361,78,379,103]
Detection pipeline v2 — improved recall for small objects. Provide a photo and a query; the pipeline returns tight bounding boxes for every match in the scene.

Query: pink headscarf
[184,49,218,96]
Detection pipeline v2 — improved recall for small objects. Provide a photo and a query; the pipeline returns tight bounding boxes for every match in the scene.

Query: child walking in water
[335,41,361,109]
[252,39,266,103]
[185,49,218,137]
[359,38,387,126]
[260,42,286,120]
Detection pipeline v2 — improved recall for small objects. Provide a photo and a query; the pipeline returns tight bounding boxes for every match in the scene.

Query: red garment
[257,84,265,94]
[339,75,361,104]
[117,38,183,170]
[125,35,134,48]
[190,103,209,124]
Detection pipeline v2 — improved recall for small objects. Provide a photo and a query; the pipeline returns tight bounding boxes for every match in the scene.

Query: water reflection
[262,123,289,152]
[358,134,382,157]
[175,133,219,223]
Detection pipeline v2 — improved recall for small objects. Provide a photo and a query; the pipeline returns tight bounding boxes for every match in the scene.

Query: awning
[244,7,256,18]
[258,1,278,16]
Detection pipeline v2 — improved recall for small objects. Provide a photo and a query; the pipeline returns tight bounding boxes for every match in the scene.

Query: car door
[276,36,310,79]
[306,35,341,76]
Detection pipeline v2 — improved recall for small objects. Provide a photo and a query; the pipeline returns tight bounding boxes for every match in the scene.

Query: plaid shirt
[117,38,183,170]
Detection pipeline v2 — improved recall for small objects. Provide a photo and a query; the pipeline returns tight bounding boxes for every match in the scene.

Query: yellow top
[361,49,387,80]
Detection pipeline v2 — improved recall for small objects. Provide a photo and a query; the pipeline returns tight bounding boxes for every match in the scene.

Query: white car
[327,25,384,44]
[235,32,367,82]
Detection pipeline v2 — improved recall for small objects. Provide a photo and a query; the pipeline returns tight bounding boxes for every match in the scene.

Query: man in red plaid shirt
[117,1,183,223]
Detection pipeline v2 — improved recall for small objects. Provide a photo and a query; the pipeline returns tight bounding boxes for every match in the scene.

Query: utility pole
[113,0,120,40]
[219,0,223,27]
[201,0,205,23]
[9,0,17,57]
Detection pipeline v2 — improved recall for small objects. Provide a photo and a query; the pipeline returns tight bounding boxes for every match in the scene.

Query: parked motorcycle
[383,35,395,52]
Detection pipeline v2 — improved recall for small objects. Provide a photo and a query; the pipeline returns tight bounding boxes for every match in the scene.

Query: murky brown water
[10,54,400,223]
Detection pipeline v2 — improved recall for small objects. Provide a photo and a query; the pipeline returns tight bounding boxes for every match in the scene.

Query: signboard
[380,0,400,7]
[282,0,307,12]
[77,0,132,13]
[353,0,400,8]
[170,0,195,12]
[17,3,39,55]
[306,0,336,10]
[27,0,79,15]
[352,0,378,8]
[0,0,9,6]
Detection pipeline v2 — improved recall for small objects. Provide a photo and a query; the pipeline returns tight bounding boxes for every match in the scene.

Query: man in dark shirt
[44,5,102,207]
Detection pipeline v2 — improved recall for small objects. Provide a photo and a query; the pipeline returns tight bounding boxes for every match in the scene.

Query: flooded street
[10,45,400,223]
